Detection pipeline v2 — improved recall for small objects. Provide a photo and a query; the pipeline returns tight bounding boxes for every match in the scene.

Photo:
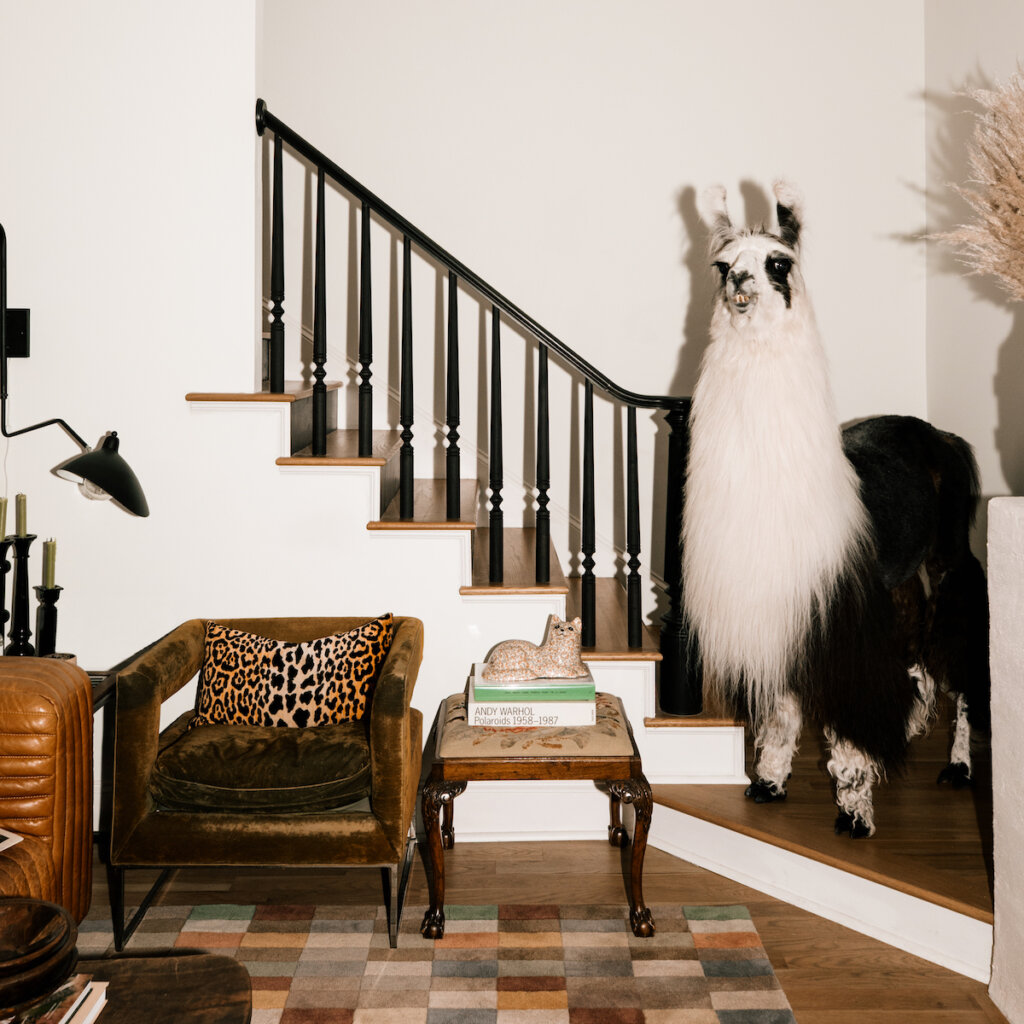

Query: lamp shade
[55,432,149,517]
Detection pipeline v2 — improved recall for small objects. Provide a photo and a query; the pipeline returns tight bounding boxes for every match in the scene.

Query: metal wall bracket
[4,309,30,357]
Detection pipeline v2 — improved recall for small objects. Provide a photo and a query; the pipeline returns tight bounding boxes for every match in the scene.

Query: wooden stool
[419,692,655,939]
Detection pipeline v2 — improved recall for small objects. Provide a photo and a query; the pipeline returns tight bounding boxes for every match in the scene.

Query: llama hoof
[834,811,871,838]
[745,780,786,803]
[937,762,972,788]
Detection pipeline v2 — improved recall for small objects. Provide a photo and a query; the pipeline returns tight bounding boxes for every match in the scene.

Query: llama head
[698,181,806,334]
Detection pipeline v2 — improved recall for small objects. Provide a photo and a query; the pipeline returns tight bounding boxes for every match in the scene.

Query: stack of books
[467,663,596,727]
[4,973,107,1024]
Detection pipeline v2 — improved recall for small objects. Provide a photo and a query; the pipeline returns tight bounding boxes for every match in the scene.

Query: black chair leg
[109,865,174,951]
[381,827,418,948]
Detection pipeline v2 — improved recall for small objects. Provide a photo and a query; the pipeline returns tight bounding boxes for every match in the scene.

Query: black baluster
[488,306,503,583]
[400,236,414,518]
[626,405,642,647]
[446,271,461,519]
[312,168,327,457]
[535,345,550,584]
[269,133,285,393]
[659,400,702,714]
[582,380,596,647]
[358,200,373,457]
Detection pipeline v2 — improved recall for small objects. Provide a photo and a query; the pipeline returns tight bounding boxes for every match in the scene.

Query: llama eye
[768,257,791,276]
[713,261,729,283]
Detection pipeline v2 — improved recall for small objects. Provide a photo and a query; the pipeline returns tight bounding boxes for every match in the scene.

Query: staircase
[184,101,991,982]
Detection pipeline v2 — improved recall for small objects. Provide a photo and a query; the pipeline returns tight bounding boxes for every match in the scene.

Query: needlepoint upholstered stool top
[420,690,654,941]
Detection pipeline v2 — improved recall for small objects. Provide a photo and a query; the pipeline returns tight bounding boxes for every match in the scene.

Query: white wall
[0,0,261,667]
[987,499,1024,1024]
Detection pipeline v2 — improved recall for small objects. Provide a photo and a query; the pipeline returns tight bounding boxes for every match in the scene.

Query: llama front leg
[937,692,973,788]
[826,729,878,838]
[746,692,801,803]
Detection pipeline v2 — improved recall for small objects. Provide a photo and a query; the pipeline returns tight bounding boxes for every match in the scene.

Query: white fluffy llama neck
[683,182,870,718]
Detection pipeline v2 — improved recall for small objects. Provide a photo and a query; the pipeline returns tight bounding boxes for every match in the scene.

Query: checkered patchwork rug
[78,902,795,1023]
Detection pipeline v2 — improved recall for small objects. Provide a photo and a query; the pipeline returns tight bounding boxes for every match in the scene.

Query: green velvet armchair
[108,616,424,949]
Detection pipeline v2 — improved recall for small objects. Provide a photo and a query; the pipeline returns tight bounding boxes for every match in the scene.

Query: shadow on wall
[926,79,1024,505]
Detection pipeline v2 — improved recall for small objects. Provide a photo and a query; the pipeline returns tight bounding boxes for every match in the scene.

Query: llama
[682,182,990,837]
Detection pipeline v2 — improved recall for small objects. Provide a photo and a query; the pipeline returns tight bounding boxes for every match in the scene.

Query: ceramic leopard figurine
[481,615,588,681]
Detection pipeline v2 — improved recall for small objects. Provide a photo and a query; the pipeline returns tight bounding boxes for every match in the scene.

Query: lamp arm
[0,405,90,450]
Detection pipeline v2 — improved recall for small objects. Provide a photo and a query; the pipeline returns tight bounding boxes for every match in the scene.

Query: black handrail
[254,99,701,715]
[256,100,687,415]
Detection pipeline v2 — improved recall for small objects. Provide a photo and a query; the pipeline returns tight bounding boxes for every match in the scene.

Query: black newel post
[658,400,702,714]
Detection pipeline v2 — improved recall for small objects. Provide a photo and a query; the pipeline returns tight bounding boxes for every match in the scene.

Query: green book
[470,663,596,702]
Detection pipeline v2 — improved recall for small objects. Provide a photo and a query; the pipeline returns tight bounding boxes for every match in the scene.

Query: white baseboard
[649,805,993,983]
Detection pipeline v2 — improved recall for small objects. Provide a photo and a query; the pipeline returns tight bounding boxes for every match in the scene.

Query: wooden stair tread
[461,528,568,595]
[565,578,661,661]
[369,479,480,529]
[653,702,994,923]
[277,429,403,466]
[187,381,343,403]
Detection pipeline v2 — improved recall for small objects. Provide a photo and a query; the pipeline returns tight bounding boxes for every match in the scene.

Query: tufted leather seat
[0,657,93,922]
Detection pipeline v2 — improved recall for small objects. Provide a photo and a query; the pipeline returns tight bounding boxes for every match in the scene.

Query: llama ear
[773,180,802,249]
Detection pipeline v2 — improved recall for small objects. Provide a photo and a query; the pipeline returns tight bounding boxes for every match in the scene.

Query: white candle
[42,539,56,589]
[15,493,26,537]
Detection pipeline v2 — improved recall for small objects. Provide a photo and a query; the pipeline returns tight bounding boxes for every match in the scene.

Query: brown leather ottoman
[0,657,93,921]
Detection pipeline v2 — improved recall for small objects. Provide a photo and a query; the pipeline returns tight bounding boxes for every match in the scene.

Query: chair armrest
[110,620,206,860]
[368,617,424,845]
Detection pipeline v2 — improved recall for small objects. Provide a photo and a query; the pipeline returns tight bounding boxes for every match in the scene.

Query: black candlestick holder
[34,584,62,658]
[0,538,12,636]
[5,534,36,656]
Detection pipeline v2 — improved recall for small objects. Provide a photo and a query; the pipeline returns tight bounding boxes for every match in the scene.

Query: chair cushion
[150,713,371,812]
[192,615,394,728]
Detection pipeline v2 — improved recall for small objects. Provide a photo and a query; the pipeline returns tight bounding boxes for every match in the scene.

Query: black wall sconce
[0,222,149,516]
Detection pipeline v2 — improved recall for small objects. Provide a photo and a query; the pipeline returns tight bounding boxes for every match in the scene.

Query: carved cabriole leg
[420,779,466,939]
[598,782,628,847]
[605,776,655,937]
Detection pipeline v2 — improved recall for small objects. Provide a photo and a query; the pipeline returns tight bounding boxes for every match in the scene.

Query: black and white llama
[682,182,990,837]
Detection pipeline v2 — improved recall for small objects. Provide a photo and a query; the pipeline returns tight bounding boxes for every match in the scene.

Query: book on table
[1,974,105,1024]
[467,665,596,727]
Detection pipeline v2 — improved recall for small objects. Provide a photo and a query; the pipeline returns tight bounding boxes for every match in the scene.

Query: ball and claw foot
[420,908,445,939]
[834,810,872,839]
[608,825,628,848]
[630,907,656,937]
[745,779,787,803]
[937,762,972,788]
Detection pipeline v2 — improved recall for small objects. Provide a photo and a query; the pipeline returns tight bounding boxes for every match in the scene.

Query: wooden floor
[655,696,995,922]
[92,831,1007,1023]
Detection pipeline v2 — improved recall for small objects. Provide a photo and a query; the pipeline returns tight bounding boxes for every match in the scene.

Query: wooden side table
[419,692,655,940]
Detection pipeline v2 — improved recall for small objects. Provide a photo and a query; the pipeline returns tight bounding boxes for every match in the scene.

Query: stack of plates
[0,898,78,1014]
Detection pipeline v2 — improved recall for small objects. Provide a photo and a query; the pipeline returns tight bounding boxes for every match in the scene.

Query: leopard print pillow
[191,615,394,729]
